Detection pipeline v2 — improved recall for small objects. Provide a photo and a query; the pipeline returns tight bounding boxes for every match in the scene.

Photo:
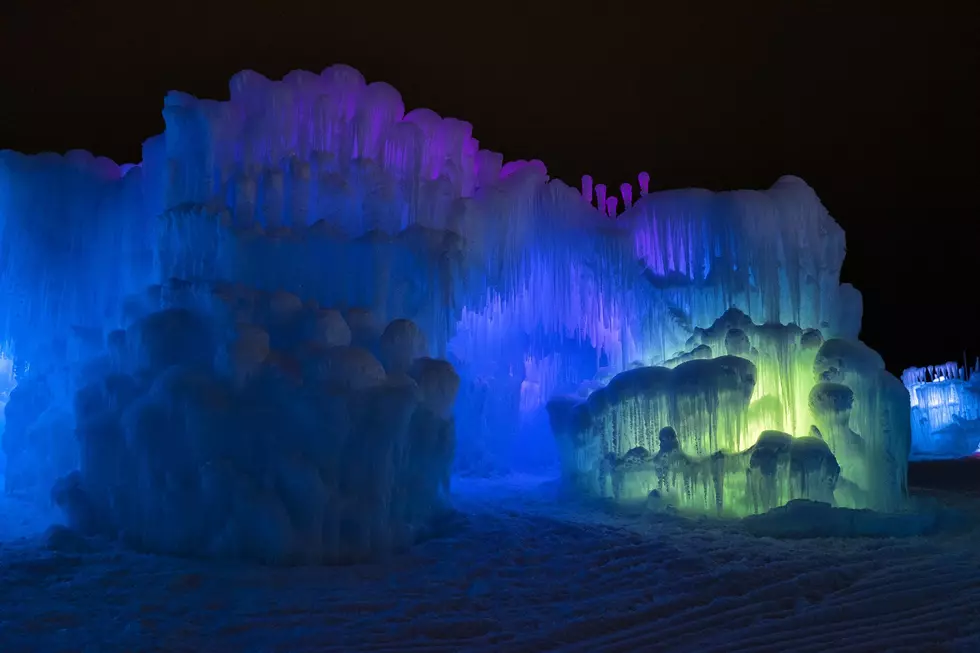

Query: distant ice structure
[0,351,15,485]
[903,361,980,460]
[0,63,910,546]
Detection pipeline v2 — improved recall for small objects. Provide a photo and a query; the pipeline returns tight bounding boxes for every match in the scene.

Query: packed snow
[2,473,980,652]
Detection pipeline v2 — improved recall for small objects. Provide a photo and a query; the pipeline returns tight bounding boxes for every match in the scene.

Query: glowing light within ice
[549,311,910,516]
[0,64,904,523]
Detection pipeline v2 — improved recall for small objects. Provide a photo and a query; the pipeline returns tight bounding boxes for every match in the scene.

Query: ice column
[620,182,633,210]
[581,175,593,205]
[595,184,607,215]
[605,196,618,217]
[638,171,650,196]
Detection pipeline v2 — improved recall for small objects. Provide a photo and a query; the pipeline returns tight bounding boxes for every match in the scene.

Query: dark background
[2,1,977,377]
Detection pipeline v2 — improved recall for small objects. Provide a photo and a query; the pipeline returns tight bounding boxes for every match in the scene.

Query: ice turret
[638,171,650,196]
[595,183,607,215]
[605,196,618,217]
[581,174,593,205]
[620,182,633,210]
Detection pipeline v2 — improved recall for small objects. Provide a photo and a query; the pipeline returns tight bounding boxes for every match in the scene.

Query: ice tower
[0,64,911,560]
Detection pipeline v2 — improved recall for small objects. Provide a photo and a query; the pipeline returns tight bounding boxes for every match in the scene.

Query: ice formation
[548,312,910,515]
[903,361,980,459]
[53,281,457,564]
[0,63,911,550]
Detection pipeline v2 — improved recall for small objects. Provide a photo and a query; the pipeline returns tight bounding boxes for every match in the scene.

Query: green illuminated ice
[547,309,911,516]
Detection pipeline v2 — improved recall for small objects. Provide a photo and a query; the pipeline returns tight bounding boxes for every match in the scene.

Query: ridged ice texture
[903,362,980,459]
[52,280,458,565]
[0,65,863,476]
[547,308,910,516]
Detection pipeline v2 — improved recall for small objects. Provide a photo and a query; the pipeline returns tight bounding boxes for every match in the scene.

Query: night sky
[1,1,977,376]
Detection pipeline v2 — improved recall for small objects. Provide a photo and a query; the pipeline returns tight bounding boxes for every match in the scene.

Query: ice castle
[0,64,911,564]
[903,361,980,459]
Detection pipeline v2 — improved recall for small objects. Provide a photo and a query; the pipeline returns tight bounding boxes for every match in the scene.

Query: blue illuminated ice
[903,361,980,459]
[0,64,913,561]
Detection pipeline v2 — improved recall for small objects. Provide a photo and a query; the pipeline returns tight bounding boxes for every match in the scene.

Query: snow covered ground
[2,473,980,653]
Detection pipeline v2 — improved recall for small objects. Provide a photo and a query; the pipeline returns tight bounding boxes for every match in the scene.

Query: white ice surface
[2,475,979,652]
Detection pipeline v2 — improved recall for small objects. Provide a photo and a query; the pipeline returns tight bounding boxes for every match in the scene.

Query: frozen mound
[547,309,910,516]
[742,499,964,539]
[51,279,458,564]
[903,361,980,459]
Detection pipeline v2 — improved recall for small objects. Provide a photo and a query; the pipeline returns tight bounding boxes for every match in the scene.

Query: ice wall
[903,362,980,459]
[55,280,458,564]
[0,64,884,502]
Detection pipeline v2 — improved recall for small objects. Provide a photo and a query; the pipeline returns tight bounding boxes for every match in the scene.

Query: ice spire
[638,171,650,196]
[605,196,618,217]
[581,174,593,205]
[595,184,607,216]
[620,182,633,210]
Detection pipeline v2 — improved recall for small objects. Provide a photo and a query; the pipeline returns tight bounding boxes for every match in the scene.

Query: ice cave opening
[0,64,913,564]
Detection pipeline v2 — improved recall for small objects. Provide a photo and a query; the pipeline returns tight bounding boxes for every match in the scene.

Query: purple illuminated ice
[638,171,650,196]
[581,174,593,205]
[620,182,633,210]
[0,63,909,539]
[595,183,607,215]
[605,195,618,217]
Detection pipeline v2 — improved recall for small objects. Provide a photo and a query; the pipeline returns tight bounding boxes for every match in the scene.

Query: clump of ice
[52,279,459,565]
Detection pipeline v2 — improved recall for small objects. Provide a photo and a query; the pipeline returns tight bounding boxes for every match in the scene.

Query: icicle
[595,184,607,216]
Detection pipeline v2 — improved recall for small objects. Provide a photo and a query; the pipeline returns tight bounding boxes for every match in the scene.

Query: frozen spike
[595,184,607,215]
[605,196,618,217]
[620,182,633,210]
[638,171,650,196]
[581,175,593,205]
